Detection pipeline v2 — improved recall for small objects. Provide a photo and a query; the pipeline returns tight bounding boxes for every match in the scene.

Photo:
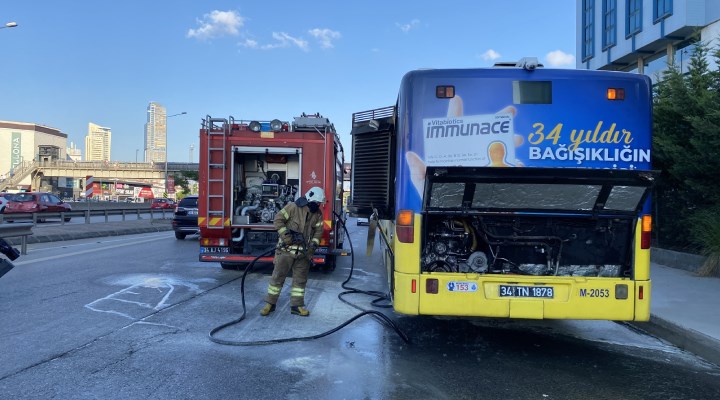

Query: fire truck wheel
[322,256,336,273]
[175,232,186,240]
[221,262,247,271]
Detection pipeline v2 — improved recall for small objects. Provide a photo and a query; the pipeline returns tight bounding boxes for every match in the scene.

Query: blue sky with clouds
[1,1,576,162]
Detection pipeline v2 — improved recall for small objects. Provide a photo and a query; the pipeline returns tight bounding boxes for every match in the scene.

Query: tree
[653,38,720,274]
[174,170,199,198]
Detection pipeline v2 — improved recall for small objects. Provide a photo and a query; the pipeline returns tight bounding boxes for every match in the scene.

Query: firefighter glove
[307,243,318,257]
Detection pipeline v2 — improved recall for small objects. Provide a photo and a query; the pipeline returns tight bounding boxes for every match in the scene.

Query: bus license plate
[200,247,229,253]
[499,285,554,298]
[447,282,478,292]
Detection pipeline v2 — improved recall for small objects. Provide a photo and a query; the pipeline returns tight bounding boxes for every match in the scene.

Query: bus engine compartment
[421,214,635,278]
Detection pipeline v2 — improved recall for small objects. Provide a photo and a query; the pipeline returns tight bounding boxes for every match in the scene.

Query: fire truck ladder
[205,116,228,229]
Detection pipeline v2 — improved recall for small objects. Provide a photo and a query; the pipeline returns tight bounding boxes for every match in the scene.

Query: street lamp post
[165,112,187,196]
[679,49,688,74]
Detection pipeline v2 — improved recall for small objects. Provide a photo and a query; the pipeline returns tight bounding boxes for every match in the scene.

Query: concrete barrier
[651,247,707,274]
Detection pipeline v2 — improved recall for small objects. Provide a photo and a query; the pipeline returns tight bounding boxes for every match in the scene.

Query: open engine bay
[418,167,656,278]
[421,214,635,278]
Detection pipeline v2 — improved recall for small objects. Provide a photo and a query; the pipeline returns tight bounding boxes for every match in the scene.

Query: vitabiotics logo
[422,113,515,167]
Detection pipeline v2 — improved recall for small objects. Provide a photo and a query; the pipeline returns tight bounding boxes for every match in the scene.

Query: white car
[0,193,11,214]
[357,217,369,226]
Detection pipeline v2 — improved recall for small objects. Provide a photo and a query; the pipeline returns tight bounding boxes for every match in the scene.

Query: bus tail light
[638,285,644,300]
[426,278,438,294]
[436,85,455,98]
[397,210,414,243]
[641,215,652,249]
[411,279,417,293]
[607,88,625,100]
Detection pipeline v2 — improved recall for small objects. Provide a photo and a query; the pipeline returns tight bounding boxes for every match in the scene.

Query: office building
[577,0,720,79]
[145,102,167,163]
[0,120,69,190]
[66,142,82,161]
[85,122,112,161]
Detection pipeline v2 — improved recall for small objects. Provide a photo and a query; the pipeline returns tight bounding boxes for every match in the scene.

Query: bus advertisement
[349,59,656,321]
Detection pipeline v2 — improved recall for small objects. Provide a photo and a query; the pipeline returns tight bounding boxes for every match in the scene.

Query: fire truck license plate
[200,247,229,253]
[499,285,554,298]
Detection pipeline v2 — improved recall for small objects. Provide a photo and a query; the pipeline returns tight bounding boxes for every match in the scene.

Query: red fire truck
[198,113,347,270]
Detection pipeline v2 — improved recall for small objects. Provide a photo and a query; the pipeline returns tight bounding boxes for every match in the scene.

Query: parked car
[0,192,16,213]
[172,195,199,240]
[150,198,176,209]
[357,217,370,226]
[4,192,72,222]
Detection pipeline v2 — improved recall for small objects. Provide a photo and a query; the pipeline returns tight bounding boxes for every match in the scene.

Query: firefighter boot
[290,306,310,317]
[260,302,276,316]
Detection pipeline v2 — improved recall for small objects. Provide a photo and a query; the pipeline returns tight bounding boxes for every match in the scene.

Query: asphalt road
[1,222,719,399]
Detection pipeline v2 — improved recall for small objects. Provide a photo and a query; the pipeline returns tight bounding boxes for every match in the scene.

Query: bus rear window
[513,80,552,104]
[604,186,647,211]
[471,183,600,210]
[429,182,465,208]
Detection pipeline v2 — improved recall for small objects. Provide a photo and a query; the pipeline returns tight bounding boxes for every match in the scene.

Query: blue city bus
[349,59,656,321]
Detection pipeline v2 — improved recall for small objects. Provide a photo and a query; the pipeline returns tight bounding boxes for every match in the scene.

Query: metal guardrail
[0,222,34,255]
[0,208,173,227]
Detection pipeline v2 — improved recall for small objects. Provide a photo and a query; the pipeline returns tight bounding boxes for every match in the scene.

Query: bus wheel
[221,262,247,271]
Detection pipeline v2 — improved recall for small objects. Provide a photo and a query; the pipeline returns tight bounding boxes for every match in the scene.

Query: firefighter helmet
[305,187,326,204]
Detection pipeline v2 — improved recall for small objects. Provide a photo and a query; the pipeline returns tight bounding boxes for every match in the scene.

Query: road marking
[13,235,169,266]
[85,275,206,320]
[27,233,170,252]
[85,282,173,319]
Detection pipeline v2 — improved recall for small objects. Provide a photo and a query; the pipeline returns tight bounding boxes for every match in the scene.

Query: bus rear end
[393,167,655,321]
[352,64,655,321]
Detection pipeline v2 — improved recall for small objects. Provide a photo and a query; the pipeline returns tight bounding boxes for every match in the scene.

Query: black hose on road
[208,214,409,346]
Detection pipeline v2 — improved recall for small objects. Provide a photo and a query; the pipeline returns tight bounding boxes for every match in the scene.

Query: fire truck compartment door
[232,146,301,154]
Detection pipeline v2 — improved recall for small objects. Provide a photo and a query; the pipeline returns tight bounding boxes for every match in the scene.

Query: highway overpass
[0,160,199,193]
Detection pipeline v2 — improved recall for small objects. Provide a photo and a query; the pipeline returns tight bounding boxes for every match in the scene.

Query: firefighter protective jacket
[274,200,324,253]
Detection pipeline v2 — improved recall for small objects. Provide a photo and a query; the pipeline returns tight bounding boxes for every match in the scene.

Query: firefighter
[260,186,326,317]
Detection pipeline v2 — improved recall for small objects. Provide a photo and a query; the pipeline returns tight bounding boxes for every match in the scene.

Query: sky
[0,1,577,163]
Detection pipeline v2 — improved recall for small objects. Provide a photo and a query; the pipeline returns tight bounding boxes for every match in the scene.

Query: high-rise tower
[85,122,111,161]
[144,102,167,163]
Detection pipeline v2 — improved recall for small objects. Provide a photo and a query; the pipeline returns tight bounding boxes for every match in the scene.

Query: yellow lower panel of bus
[393,273,651,321]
